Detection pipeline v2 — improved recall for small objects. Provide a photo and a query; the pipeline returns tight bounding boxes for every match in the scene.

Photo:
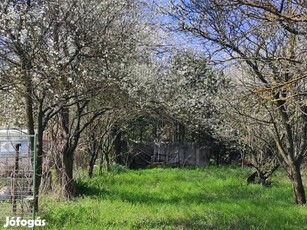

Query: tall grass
[40,167,307,230]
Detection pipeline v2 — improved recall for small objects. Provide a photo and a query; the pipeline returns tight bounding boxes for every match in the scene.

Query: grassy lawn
[39,167,307,230]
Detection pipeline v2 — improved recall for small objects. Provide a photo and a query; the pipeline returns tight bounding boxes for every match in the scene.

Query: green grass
[39,167,307,230]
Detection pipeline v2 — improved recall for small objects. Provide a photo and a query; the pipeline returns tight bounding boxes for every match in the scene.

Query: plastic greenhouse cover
[0,129,30,157]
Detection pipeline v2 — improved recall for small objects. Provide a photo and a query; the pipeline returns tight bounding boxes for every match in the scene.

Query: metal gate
[0,129,36,228]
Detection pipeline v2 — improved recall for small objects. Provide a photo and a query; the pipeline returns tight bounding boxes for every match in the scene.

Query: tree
[124,49,229,140]
[80,85,134,177]
[167,0,307,204]
[0,0,152,201]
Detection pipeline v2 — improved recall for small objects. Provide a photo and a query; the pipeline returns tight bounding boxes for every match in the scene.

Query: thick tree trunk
[53,108,75,199]
[55,151,63,185]
[60,108,76,199]
[24,74,41,211]
[62,149,74,199]
[54,138,75,199]
[289,162,306,205]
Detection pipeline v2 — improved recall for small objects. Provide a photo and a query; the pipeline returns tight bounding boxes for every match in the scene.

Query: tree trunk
[55,150,63,186]
[105,151,110,171]
[88,132,100,178]
[24,73,41,211]
[88,149,98,178]
[114,131,122,165]
[289,162,306,204]
[54,108,75,199]
[62,149,74,199]
[34,108,44,211]
[99,152,104,176]
[257,170,266,186]
[179,123,185,142]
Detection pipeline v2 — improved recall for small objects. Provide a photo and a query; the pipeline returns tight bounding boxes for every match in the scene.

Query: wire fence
[0,132,36,228]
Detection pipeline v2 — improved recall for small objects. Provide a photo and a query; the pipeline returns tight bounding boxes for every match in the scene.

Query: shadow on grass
[74,179,110,197]
[107,184,287,206]
[80,180,307,227]
[45,169,307,230]
[74,176,293,209]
